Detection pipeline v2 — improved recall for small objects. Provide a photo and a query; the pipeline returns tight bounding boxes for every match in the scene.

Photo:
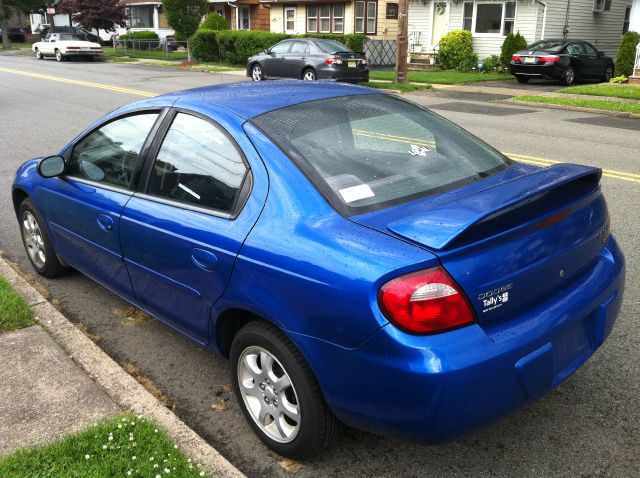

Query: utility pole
[48,0,56,32]
[395,0,408,83]
[0,0,10,50]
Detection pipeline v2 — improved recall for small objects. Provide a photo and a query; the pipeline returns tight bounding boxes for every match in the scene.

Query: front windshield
[59,34,87,41]
[253,94,512,215]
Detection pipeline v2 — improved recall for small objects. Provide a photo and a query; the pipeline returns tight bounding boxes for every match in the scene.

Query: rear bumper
[510,63,566,79]
[319,67,369,82]
[291,236,625,442]
[62,51,104,57]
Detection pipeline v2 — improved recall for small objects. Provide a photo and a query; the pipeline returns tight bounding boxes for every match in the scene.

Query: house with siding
[408,0,635,62]
[263,0,399,40]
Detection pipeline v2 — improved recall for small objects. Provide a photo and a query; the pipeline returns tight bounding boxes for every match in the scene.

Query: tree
[162,0,207,62]
[1,0,44,49]
[65,0,126,38]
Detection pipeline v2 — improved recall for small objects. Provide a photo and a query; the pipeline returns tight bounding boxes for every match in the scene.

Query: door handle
[191,248,218,272]
[96,214,114,231]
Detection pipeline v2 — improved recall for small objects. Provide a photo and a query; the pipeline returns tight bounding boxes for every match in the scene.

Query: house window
[623,5,631,34]
[238,6,250,30]
[128,5,154,28]
[474,1,516,35]
[462,2,473,31]
[355,0,376,34]
[307,4,344,33]
[386,3,398,19]
[285,6,296,34]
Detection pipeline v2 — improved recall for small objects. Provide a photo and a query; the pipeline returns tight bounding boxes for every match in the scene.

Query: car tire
[230,321,340,459]
[55,49,65,62]
[35,49,43,60]
[251,63,265,81]
[302,68,317,81]
[601,66,613,83]
[561,66,575,86]
[516,75,529,84]
[19,198,66,278]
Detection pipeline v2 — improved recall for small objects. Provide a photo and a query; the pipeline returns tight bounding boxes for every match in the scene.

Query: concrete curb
[0,256,245,478]
[502,99,640,119]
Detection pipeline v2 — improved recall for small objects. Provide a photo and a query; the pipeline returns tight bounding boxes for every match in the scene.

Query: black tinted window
[529,40,564,50]
[254,95,511,215]
[147,113,247,213]
[68,113,158,188]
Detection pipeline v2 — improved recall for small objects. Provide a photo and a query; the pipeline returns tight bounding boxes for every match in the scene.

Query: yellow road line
[0,67,157,97]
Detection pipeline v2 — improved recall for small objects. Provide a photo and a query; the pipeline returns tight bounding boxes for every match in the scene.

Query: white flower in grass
[164,468,170,473]
[132,455,137,460]
[173,445,178,449]
[108,435,113,441]
[127,471,132,476]
[154,464,159,468]
[129,436,134,441]
[150,456,155,461]
[118,424,122,429]
[189,465,193,470]
[154,429,158,433]
[156,475,161,478]
[199,472,205,477]
[85,455,90,460]
[102,445,108,450]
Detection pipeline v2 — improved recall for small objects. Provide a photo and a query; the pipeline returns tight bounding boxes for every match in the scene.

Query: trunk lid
[352,163,609,325]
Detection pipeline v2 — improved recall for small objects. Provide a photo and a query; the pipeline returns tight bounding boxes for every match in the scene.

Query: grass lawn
[0,414,209,477]
[0,276,34,332]
[369,69,512,85]
[558,83,640,100]
[512,95,640,115]
[103,48,188,61]
[361,81,433,92]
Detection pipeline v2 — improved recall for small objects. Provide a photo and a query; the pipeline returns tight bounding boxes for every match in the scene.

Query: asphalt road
[1,54,639,478]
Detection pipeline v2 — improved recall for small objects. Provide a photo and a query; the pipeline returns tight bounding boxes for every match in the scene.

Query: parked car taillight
[539,55,560,63]
[378,267,476,334]
[361,57,368,65]
[512,54,522,62]
[324,56,343,65]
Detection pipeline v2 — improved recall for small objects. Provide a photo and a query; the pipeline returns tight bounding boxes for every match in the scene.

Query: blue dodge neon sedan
[13,82,625,458]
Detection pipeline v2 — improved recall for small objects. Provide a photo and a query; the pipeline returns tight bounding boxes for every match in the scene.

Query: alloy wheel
[237,345,301,443]
[21,211,46,269]
[56,50,63,62]
[252,65,263,81]
[303,70,316,81]
[565,68,574,85]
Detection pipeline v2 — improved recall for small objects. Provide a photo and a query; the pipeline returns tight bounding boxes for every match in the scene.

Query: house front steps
[408,51,440,71]
[630,68,640,84]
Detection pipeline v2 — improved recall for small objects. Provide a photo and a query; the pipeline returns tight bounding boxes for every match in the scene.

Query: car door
[36,110,163,302]
[582,42,605,78]
[262,41,292,77]
[42,34,55,54]
[282,40,310,78]
[119,108,267,343]
[565,42,588,78]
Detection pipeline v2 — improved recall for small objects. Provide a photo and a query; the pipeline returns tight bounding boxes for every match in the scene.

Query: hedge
[119,31,159,40]
[189,29,366,65]
[119,30,160,49]
[200,12,230,31]
[438,30,477,71]
[615,31,640,76]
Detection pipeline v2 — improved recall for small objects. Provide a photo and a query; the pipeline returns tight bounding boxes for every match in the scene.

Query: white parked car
[32,33,103,62]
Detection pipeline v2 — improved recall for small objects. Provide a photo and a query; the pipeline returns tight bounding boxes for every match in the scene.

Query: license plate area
[348,61,357,68]
[524,57,537,64]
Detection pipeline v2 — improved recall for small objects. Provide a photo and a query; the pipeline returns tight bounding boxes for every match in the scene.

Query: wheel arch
[12,188,29,219]
[215,307,275,359]
[301,66,316,79]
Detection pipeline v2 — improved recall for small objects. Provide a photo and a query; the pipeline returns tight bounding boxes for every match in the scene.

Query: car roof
[156,81,379,120]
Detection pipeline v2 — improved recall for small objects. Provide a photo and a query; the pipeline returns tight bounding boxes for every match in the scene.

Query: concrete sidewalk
[0,257,244,477]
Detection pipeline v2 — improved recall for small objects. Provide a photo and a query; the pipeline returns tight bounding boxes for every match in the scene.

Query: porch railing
[634,43,640,74]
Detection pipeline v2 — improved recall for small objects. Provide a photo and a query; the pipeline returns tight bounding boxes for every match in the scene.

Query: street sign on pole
[46,7,55,14]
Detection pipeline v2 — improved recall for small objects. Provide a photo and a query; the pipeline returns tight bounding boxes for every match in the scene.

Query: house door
[431,2,448,48]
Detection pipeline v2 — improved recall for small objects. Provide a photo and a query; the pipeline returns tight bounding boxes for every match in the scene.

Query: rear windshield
[253,94,512,215]
[59,34,87,41]
[528,40,564,50]
[314,40,351,53]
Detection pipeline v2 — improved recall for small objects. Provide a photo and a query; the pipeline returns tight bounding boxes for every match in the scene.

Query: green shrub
[482,54,502,72]
[439,30,476,71]
[217,30,288,64]
[610,75,629,84]
[119,31,159,40]
[615,31,640,76]
[199,12,229,31]
[500,32,527,67]
[190,29,220,61]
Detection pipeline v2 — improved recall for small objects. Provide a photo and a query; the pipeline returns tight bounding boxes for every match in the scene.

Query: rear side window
[147,113,247,213]
[253,94,511,215]
[68,112,159,189]
[314,40,350,53]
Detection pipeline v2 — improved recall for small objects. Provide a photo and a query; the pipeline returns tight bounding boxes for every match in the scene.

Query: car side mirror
[598,51,604,57]
[37,155,66,178]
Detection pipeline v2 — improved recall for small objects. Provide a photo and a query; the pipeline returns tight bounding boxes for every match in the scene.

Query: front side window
[147,113,247,213]
[253,95,511,215]
[270,41,291,54]
[68,113,159,188]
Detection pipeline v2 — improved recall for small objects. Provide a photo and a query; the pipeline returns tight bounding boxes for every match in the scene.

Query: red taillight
[378,267,476,334]
[67,46,80,50]
[539,55,560,63]
[512,54,522,62]
[324,56,343,65]
[361,57,368,65]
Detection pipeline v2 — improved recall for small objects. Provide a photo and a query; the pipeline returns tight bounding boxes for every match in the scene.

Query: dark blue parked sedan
[12,82,625,459]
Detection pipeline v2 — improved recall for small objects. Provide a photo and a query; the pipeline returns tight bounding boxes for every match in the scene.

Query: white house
[409,0,635,61]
